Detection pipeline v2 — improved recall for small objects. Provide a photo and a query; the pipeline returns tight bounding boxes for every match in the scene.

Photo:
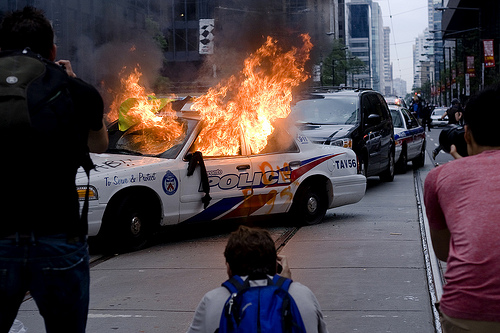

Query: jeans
[0,234,89,333]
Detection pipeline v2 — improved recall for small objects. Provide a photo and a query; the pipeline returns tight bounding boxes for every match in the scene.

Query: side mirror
[366,113,381,126]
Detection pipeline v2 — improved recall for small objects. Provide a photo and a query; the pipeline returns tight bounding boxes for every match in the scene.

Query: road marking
[88,314,157,318]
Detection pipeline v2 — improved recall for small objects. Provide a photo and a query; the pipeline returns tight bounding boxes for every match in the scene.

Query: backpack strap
[221,275,247,294]
[272,275,293,291]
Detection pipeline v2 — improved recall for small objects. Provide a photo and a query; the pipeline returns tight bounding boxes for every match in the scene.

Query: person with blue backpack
[186,225,329,333]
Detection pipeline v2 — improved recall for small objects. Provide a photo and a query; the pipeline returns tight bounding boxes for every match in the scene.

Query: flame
[113,65,185,155]
[191,34,312,156]
[109,34,312,157]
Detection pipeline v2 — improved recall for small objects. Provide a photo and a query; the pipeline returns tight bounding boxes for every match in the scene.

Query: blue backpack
[218,275,307,333]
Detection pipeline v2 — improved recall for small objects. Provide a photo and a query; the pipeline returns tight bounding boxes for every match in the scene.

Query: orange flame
[112,65,185,155]
[192,34,312,156]
[110,35,312,157]
[192,35,312,156]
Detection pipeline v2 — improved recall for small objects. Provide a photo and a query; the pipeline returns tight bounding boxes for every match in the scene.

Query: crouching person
[186,225,329,333]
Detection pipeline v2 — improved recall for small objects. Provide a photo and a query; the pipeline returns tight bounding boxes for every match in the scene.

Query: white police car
[76,112,366,251]
[389,105,426,172]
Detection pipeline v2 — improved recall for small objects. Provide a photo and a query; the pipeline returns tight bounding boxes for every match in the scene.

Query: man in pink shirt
[424,86,500,332]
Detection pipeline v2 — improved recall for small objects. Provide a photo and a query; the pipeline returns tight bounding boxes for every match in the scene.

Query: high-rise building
[383,26,393,95]
[345,0,385,92]
[393,78,407,98]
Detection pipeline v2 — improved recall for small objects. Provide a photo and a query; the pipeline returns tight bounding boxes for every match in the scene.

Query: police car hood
[296,123,355,143]
[76,153,171,180]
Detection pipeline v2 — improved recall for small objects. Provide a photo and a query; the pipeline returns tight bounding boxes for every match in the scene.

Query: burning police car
[76,109,366,251]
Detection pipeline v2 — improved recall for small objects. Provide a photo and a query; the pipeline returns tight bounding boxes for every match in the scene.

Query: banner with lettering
[483,39,495,68]
[466,56,476,77]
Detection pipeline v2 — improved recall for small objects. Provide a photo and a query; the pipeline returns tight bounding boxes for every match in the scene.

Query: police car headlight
[76,185,98,201]
[330,138,353,149]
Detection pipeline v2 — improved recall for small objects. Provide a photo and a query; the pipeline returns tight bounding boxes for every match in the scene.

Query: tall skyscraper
[345,0,385,92]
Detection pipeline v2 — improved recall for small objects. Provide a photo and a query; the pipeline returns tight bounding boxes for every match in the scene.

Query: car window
[361,94,373,123]
[401,108,416,129]
[371,94,389,120]
[291,96,359,125]
[188,131,243,158]
[254,126,299,155]
[112,117,197,158]
[390,109,404,128]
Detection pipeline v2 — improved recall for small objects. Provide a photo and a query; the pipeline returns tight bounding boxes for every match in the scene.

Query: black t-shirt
[447,106,459,124]
[0,64,104,237]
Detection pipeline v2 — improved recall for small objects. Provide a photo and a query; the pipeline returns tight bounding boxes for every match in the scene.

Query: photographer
[424,86,500,332]
[186,225,329,333]
[0,7,107,333]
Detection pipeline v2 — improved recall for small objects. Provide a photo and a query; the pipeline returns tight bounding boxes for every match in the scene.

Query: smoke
[74,33,163,120]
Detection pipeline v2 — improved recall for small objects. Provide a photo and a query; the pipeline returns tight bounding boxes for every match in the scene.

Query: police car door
[403,108,425,160]
[246,127,299,217]
[178,138,254,224]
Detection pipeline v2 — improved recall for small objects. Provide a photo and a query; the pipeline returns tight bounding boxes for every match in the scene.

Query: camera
[439,124,468,157]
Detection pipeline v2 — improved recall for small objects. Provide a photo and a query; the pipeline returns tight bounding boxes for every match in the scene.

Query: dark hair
[463,85,500,147]
[224,225,277,278]
[0,6,54,59]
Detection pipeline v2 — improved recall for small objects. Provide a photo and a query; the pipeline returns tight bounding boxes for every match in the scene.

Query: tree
[321,39,366,86]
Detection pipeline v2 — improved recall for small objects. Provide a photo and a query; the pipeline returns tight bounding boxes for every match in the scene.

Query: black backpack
[0,48,94,234]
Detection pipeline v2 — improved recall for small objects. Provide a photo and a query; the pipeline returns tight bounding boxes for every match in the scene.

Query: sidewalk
[278,155,439,332]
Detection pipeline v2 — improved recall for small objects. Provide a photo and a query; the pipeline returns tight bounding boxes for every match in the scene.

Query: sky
[374,0,430,93]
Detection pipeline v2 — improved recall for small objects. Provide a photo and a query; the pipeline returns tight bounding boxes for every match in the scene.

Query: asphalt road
[12,128,455,333]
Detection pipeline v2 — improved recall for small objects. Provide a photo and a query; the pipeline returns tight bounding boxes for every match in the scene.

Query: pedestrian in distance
[440,98,462,125]
[424,86,500,332]
[0,6,108,333]
[186,225,329,333]
[421,102,432,132]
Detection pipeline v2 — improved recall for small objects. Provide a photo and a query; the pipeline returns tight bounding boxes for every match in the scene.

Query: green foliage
[146,16,168,51]
[321,39,366,86]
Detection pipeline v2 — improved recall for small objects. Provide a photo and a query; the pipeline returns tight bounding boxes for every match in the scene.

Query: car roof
[296,87,378,100]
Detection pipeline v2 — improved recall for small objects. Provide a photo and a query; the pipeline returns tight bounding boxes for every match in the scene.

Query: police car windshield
[291,96,360,125]
[113,117,198,158]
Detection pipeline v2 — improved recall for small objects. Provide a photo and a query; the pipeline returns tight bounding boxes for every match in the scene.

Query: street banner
[483,39,495,68]
[466,56,476,77]
[199,19,214,54]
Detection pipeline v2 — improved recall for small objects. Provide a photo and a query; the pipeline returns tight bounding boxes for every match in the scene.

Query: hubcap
[130,216,142,236]
[307,196,318,214]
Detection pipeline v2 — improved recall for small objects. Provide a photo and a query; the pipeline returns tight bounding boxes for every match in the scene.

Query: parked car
[430,107,448,127]
[290,88,395,182]
[76,103,366,251]
[389,105,426,172]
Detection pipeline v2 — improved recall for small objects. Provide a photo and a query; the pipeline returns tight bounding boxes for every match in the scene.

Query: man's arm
[430,227,451,262]
[88,119,109,153]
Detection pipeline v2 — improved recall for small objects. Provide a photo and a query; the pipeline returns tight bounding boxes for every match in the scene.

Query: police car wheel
[413,141,426,169]
[103,192,159,252]
[291,184,327,226]
[396,147,407,174]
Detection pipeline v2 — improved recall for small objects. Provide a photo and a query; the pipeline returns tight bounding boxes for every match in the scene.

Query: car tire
[359,154,368,177]
[101,191,160,252]
[290,183,327,226]
[379,150,395,182]
[395,147,407,174]
[413,141,426,169]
